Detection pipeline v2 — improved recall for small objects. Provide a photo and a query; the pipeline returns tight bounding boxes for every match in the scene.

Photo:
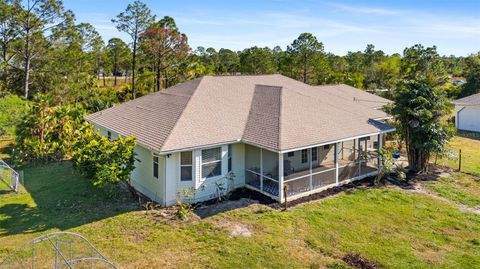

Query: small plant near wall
[371,148,406,184]
[175,188,194,221]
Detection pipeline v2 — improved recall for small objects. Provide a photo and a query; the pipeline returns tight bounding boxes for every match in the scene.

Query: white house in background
[85,74,394,206]
[453,93,480,133]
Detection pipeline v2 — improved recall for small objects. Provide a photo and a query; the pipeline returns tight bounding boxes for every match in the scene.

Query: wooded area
[1,0,479,104]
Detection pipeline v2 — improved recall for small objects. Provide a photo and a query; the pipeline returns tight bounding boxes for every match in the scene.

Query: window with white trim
[153,156,159,179]
[227,145,232,172]
[201,147,222,179]
[180,151,193,181]
[301,149,308,163]
[107,131,112,140]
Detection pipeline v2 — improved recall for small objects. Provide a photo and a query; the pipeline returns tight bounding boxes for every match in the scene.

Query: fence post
[458,149,462,172]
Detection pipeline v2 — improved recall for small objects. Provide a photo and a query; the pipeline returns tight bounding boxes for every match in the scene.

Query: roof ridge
[278,85,283,151]
[241,84,283,150]
[159,76,205,152]
[209,73,281,78]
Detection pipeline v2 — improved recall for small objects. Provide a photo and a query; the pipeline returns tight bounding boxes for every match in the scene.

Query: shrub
[15,94,89,161]
[74,133,136,187]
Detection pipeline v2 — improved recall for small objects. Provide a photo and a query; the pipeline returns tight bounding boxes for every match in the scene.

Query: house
[85,74,394,206]
[453,93,480,133]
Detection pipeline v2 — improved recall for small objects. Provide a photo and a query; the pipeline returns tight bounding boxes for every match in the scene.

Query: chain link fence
[0,159,21,193]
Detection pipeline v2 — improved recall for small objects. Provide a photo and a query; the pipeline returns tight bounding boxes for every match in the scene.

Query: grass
[0,138,13,160]
[1,161,480,268]
[425,173,480,208]
[437,136,480,176]
[427,135,480,209]
[1,135,479,268]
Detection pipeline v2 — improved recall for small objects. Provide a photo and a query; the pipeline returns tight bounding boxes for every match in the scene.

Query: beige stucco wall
[93,125,165,204]
[130,145,165,204]
[163,143,247,206]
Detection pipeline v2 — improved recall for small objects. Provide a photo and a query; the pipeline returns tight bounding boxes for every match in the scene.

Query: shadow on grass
[0,161,140,236]
[0,139,14,162]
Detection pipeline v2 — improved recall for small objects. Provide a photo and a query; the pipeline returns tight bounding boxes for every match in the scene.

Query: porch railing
[245,169,279,197]
[283,157,378,197]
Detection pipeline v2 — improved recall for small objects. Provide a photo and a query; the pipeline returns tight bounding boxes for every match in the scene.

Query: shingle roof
[85,74,394,153]
[313,84,392,109]
[453,93,480,106]
[242,85,282,150]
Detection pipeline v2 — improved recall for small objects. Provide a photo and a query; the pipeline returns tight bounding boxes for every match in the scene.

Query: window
[180,151,193,181]
[287,152,294,157]
[301,149,308,163]
[107,131,112,140]
[312,147,318,161]
[323,145,330,150]
[228,145,232,172]
[153,156,159,179]
[202,147,222,179]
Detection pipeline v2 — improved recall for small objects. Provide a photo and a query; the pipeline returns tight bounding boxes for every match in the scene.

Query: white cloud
[330,3,401,15]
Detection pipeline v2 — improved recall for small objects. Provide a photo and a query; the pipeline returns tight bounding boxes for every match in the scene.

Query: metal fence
[0,159,20,193]
[0,232,118,269]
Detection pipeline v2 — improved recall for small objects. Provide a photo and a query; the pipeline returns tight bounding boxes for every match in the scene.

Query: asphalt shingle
[85,74,394,153]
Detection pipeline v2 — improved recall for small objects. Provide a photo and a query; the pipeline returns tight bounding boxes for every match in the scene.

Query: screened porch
[244,134,383,201]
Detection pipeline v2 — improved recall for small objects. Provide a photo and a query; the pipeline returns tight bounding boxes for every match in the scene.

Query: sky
[66,0,480,56]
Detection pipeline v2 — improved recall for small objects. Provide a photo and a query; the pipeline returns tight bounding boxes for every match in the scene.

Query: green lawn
[425,173,480,208]
[437,136,480,176]
[1,161,480,268]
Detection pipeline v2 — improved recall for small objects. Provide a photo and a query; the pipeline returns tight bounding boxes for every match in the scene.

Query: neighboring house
[85,74,394,206]
[453,93,480,132]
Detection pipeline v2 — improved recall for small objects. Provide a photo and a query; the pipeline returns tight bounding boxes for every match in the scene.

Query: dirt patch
[342,253,379,269]
[142,202,200,224]
[212,219,253,237]
[230,223,252,237]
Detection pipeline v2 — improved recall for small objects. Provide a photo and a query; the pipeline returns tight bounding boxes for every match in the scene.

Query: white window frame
[201,147,222,180]
[180,151,193,181]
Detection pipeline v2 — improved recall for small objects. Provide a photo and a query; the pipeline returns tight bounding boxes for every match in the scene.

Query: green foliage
[81,87,120,112]
[386,45,453,172]
[15,94,89,161]
[401,44,447,86]
[239,46,276,75]
[112,0,156,98]
[175,188,194,221]
[74,134,136,187]
[287,33,327,84]
[140,17,190,92]
[374,148,406,184]
[0,94,29,137]
[387,80,453,172]
[460,53,480,97]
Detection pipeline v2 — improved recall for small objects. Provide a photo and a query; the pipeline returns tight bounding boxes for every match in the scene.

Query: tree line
[1,0,479,104]
[0,0,478,176]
